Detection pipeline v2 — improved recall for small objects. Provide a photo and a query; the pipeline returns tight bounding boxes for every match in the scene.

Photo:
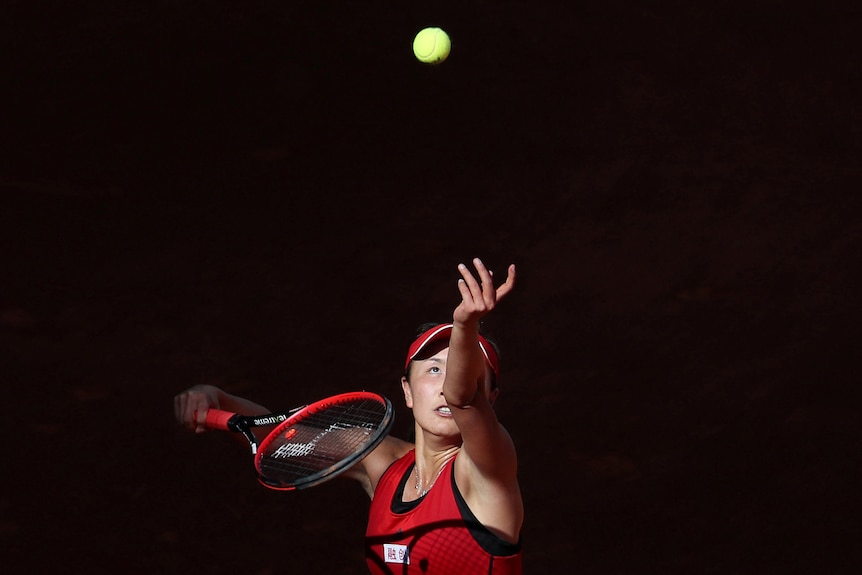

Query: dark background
[1,1,860,573]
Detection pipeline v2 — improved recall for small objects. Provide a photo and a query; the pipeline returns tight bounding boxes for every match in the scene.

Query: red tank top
[365,450,522,575]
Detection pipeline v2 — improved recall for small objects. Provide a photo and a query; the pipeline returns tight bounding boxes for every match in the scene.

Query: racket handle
[204,409,238,431]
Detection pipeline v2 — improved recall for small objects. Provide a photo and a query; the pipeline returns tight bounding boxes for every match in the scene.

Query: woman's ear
[401,376,414,408]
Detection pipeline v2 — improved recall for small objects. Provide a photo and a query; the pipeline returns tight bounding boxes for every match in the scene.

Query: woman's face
[401,341,496,439]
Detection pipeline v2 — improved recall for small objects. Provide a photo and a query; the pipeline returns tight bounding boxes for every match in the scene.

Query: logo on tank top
[383,543,410,565]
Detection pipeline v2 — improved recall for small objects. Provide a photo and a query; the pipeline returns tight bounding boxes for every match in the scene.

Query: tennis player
[174,258,523,574]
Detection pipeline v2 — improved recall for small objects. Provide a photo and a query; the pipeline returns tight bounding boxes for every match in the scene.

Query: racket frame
[204,391,394,491]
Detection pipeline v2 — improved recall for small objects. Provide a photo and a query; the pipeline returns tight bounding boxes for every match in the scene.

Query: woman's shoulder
[374,436,414,469]
[349,436,414,497]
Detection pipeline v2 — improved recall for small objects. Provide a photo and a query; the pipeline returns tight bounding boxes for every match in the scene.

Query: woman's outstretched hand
[453,258,516,327]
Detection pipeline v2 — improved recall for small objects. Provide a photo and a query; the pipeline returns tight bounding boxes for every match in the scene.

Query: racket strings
[257,399,389,487]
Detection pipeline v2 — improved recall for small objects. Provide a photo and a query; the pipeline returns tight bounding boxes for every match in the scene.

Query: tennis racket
[202,391,394,491]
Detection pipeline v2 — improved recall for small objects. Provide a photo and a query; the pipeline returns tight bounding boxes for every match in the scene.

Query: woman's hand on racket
[175,384,272,434]
[174,385,221,434]
[453,258,516,327]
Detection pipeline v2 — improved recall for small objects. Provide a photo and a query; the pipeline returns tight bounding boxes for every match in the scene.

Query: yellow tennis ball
[413,27,451,64]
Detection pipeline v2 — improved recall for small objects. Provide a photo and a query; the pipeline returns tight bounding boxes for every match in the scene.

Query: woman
[175,258,523,574]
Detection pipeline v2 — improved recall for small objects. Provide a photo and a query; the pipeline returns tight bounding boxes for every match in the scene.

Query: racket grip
[204,409,237,431]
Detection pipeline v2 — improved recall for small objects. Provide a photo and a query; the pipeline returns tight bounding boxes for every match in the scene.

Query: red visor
[404,324,499,378]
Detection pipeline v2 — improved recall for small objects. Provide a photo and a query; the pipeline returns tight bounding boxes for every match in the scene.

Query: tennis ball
[413,27,451,64]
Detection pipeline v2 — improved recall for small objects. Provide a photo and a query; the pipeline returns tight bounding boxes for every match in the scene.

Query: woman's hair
[405,322,500,389]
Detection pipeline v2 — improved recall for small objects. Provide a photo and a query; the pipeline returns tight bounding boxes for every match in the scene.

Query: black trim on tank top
[389,461,522,556]
[391,462,422,513]
[450,464,522,556]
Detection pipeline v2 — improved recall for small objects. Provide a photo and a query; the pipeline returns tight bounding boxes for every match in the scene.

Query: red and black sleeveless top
[365,450,522,574]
